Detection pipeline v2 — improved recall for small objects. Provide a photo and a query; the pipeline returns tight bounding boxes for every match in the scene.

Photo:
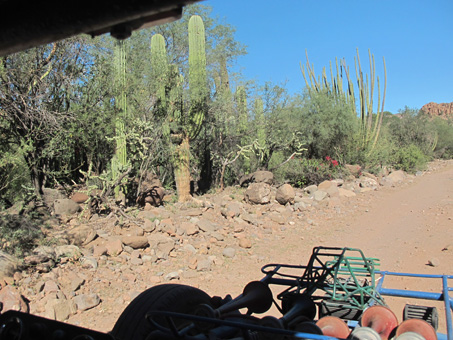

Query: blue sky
[204,0,453,113]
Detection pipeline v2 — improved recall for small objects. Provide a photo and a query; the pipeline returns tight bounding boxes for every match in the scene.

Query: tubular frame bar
[376,271,453,340]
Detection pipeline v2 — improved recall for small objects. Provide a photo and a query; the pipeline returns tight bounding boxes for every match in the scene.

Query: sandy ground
[181,160,453,334]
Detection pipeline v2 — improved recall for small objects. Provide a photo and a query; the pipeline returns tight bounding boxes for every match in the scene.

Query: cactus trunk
[112,40,128,199]
[174,135,191,202]
[150,34,168,119]
[187,15,208,140]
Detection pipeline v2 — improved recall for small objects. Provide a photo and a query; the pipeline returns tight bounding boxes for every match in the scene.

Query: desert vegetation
[0,4,452,212]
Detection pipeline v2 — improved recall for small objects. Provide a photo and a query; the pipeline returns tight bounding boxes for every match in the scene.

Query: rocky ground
[0,160,452,335]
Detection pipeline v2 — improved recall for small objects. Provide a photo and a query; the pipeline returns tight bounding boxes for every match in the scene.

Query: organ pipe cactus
[301,48,387,153]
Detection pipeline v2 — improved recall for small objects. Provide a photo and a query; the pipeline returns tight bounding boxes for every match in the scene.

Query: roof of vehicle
[0,0,200,56]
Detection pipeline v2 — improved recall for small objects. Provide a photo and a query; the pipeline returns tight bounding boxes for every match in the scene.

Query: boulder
[42,188,66,208]
[45,299,76,321]
[275,184,295,205]
[253,171,274,185]
[318,180,334,191]
[121,236,149,249]
[304,185,318,194]
[136,173,165,207]
[387,170,406,184]
[221,201,242,218]
[238,237,252,249]
[338,188,356,198]
[196,219,221,233]
[54,199,80,215]
[65,224,97,246]
[179,222,199,236]
[313,190,328,202]
[55,245,82,259]
[71,192,89,203]
[244,183,271,205]
[239,170,274,187]
[222,247,236,258]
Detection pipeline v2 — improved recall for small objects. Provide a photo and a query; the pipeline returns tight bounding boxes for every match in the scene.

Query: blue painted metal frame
[291,270,453,339]
[374,271,453,340]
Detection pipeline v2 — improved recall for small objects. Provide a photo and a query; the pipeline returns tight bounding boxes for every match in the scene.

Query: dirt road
[184,160,453,333]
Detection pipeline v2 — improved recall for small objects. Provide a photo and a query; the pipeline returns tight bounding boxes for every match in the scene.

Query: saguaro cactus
[173,15,208,202]
[148,16,208,202]
[187,15,208,140]
[150,34,168,119]
[235,85,248,135]
[112,40,128,199]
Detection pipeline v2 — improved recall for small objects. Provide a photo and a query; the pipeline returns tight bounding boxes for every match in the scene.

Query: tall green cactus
[254,97,265,148]
[150,34,168,119]
[187,15,208,140]
[148,16,208,202]
[171,15,208,202]
[236,85,248,134]
[112,40,128,199]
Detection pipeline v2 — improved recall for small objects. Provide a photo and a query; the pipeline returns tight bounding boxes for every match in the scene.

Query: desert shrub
[0,214,43,257]
[0,143,32,209]
[274,156,343,187]
[361,128,398,174]
[294,89,357,160]
[391,144,428,173]
[432,117,453,159]
[388,107,436,156]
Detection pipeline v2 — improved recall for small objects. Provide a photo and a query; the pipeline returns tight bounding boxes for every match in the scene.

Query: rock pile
[0,167,424,323]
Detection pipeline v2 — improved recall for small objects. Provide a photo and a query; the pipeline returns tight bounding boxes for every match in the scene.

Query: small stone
[73,293,101,311]
[222,247,236,258]
[180,222,199,236]
[106,239,123,256]
[165,272,180,280]
[80,257,98,270]
[196,259,212,272]
[130,257,143,266]
[238,238,252,249]
[442,244,452,252]
[427,258,440,267]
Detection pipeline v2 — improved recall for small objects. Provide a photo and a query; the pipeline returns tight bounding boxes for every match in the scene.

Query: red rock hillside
[420,102,453,118]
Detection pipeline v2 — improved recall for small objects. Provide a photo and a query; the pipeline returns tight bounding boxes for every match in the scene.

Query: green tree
[0,39,90,197]
[296,88,357,160]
